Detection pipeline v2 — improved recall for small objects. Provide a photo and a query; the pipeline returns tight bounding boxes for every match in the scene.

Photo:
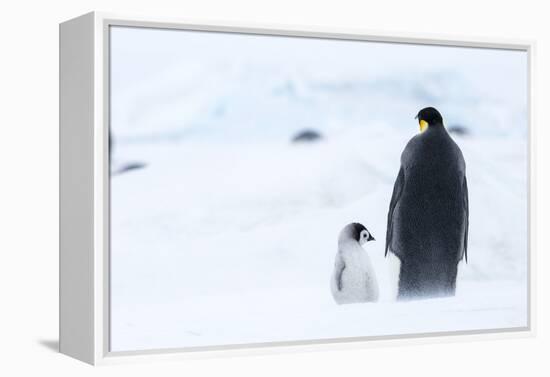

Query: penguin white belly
[338,253,379,304]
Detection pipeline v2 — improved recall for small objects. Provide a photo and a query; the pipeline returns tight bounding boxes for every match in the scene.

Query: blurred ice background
[109,26,528,352]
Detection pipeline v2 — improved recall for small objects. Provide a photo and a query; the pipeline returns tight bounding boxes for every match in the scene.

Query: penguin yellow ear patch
[419,120,428,133]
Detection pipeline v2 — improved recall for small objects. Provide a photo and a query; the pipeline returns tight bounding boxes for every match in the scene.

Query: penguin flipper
[386,167,405,257]
[463,176,469,263]
[332,254,346,292]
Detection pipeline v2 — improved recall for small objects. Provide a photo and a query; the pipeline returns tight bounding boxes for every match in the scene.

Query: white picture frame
[59,11,536,365]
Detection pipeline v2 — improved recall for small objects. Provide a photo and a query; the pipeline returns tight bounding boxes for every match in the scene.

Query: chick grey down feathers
[331,223,379,304]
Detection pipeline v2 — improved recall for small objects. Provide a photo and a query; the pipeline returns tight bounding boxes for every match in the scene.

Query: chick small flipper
[331,253,346,292]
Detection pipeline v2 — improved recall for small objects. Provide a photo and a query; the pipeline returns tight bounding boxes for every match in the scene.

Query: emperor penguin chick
[331,223,379,305]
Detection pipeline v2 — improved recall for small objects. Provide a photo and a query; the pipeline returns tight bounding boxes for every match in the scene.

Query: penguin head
[340,223,375,245]
[415,107,443,133]
[358,227,375,245]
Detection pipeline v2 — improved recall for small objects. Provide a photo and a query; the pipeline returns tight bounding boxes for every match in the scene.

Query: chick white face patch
[359,229,370,244]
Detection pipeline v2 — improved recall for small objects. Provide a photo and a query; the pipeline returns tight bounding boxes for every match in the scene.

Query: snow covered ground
[109,27,529,351]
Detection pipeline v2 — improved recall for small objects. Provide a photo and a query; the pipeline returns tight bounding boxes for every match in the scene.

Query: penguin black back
[386,108,469,299]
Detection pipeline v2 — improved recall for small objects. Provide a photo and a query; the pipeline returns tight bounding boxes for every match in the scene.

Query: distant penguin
[447,124,470,137]
[109,130,147,176]
[385,107,469,300]
[331,223,379,304]
[292,129,323,143]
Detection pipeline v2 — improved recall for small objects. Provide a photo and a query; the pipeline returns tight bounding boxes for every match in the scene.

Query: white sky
[109,26,528,141]
[111,26,527,103]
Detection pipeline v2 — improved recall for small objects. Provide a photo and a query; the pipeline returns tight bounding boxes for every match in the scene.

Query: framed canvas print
[59,12,535,365]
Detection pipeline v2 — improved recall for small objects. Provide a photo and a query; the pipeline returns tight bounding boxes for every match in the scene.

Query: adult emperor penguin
[385,107,468,300]
[331,223,379,304]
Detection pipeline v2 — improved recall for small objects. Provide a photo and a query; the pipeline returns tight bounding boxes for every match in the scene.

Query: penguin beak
[367,234,375,242]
